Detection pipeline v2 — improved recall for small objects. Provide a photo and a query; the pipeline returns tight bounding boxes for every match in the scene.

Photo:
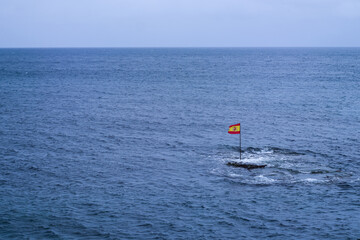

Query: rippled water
[1,48,360,239]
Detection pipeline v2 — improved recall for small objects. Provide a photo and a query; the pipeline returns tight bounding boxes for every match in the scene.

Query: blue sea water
[0,48,360,239]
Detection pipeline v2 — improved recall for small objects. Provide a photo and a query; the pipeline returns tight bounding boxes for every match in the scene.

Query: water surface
[0,48,360,239]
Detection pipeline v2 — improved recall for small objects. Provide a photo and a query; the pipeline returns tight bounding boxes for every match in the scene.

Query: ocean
[0,48,359,239]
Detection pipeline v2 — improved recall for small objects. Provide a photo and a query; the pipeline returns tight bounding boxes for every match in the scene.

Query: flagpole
[239,124,241,161]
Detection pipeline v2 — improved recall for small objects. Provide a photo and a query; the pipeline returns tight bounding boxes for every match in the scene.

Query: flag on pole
[228,123,240,134]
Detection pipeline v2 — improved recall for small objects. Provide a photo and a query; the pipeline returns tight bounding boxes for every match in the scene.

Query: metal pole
[240,124,241,161]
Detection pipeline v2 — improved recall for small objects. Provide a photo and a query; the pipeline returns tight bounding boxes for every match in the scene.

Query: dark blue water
[1,48,360,239]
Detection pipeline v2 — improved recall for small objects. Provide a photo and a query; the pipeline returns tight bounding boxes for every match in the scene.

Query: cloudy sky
[0,0,359,47]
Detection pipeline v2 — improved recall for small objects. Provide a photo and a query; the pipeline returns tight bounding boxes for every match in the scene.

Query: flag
[228,123,240,134]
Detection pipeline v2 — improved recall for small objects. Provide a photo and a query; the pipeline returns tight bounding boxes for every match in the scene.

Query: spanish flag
[228,123,240,134]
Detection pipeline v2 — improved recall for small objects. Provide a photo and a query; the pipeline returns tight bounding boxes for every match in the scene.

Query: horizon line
[1,46,360,49]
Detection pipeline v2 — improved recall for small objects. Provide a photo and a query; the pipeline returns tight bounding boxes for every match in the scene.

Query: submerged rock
[226,161,266,170]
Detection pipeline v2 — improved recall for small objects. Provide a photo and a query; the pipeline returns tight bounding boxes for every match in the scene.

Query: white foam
[260,149,273,154]
[228,173,241,178]
[254,175,275,184]
[302,178,324,183]
[241,155,271,164]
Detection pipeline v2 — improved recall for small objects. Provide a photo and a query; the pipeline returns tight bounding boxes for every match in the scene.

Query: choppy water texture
[1,48,360,239]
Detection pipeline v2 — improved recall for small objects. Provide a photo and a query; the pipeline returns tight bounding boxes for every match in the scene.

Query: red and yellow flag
[228,123,240,134]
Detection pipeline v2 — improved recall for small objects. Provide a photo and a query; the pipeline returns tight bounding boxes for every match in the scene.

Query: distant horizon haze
[0,0,360,48]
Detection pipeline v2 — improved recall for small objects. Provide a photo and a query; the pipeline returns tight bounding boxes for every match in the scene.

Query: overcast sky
[0,0,360,47]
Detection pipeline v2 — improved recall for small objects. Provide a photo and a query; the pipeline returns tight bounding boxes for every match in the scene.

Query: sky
[0,0,360,47]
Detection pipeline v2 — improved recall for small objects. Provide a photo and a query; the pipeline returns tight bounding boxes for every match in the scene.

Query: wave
[218,145,316,156]
[211,145,350,186]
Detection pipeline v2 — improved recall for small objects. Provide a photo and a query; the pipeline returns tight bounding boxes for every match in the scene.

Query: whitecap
[254,175,275,184]
[302,178,323,183]
[241,156,269,164]
[228,173,241,178]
